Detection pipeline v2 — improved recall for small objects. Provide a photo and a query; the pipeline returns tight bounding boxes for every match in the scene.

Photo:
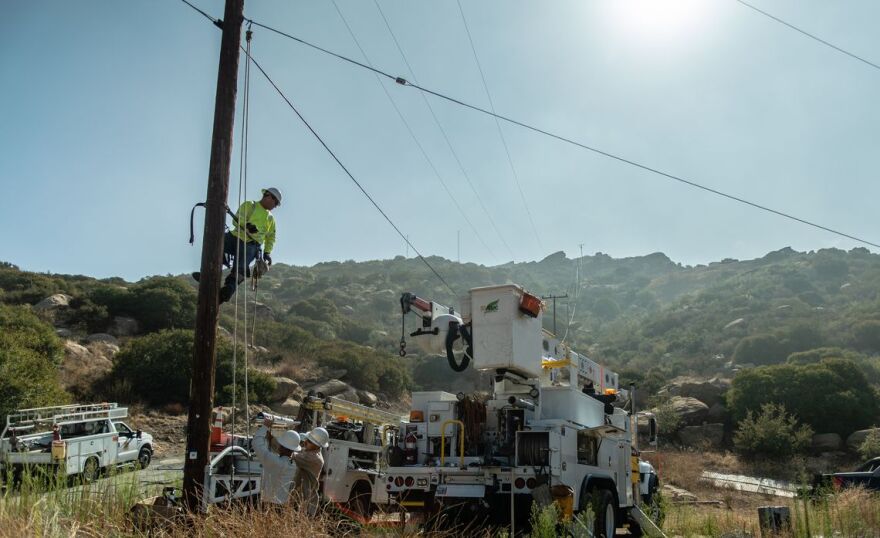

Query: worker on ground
[192,187,281,303]
[253,416,301,507]
[293,426,329,516]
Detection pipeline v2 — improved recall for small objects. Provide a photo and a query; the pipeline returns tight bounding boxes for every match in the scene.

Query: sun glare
[604,0,711,43]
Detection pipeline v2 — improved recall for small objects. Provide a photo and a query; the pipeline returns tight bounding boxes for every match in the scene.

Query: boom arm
[399,292,472,372]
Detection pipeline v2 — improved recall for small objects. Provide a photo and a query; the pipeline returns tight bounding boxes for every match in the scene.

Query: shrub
[108,329,275,406]
[127,277,196,332]
[733,403,812,459]
[853,320,880,353]
[858,428,880,460]
[0,304,69,418]
[727,358,878,437]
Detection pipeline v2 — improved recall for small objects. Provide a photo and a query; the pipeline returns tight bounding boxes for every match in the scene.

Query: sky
[1,0,878,281]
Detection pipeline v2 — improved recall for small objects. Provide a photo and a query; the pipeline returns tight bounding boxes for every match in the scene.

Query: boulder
[55,328,73,338]
[270,398,300,417]
[356,390,378,407]
[661,484,697,502]
[34,294,72,311]
[88,341,119,357]
[812,433,842,453]
[846,428,880,451]
[669,396,709,426]
[678,423,724,449]
[310,379,349,397]
[341,305,355,315]
[110,316,139,337]
[85,333,119,345]
[660,377,730,407]
[707,402,728,423]
[217,326,233,340]
[723,318,745,330]
[270,377,300,403]
[60,340,113,396]
[336,389,360,404]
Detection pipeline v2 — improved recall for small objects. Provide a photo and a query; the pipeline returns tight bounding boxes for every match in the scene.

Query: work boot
[191,272,200,282]
[218,286,233,304]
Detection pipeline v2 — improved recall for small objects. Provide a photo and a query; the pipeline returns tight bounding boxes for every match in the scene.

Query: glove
[246,223,258,234]
[264,253,272,266]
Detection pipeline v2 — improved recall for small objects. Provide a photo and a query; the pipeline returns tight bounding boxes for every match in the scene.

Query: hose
[445,321,473,372]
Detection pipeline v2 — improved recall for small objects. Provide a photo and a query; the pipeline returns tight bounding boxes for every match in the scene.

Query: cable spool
[516,433,549,467]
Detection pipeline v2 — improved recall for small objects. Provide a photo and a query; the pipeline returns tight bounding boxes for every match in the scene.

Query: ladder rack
[304,396,405,426]
[5,403,127,431]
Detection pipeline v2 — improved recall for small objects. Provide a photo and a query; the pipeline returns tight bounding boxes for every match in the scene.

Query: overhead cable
[373,0,517,260]
[735,0,880,72]
[454,0,544,251]
[242,21,880,250]
[329,0,498,260]
[183,3,880,251]
[241,47,459,297]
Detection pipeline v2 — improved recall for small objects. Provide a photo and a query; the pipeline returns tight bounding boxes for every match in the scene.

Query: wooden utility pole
[541,293,568,336]
[182,0,245,510]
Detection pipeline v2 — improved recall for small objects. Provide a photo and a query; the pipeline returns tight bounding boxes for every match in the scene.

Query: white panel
[470,285,542,378]
[540,387,605,427]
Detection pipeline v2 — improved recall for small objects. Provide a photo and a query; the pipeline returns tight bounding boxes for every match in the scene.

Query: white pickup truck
[0,403,154,485]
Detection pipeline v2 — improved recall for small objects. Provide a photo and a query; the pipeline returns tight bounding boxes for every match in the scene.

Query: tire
[137,447,152,469]
[346,481,373,520]
[82,457,100,484]
[591,489,616,538]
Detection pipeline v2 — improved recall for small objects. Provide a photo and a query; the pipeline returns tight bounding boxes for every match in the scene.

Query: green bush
[127,277,196,332]
[0,304,68,418]
[853,320,880,353]
[108,329,275,406]
[858,429,880,460]
[727,358,878,437]
[733,403,812,459]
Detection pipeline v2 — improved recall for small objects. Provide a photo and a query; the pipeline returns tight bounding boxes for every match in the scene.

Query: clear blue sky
[2,0,878,281]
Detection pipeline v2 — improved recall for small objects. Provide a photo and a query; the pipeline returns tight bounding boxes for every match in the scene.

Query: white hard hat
[305,427,330,448]
[262,187,282,206]
[276,430,302,452]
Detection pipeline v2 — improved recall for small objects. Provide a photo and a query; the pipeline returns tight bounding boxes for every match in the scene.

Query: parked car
[814,457,880,492]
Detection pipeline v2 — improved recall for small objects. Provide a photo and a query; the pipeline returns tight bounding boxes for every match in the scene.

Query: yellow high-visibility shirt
[230,200,276,254]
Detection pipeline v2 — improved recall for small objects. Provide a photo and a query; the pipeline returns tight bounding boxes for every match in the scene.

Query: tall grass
[664,487,880,537]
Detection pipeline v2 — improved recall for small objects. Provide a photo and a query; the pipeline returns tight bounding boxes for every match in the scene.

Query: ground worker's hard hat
[305,427,330,448]
[262,187,282,206]
[277,430,302,452]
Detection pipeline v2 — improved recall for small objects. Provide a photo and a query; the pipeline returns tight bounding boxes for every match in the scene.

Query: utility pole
[182,0,245,510]
[542,293,568,336]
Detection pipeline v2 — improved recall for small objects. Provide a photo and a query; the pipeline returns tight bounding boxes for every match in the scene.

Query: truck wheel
[592,489,616,538]
[82,457,100,484]
[137,447,152,469]
[346,481,373,520]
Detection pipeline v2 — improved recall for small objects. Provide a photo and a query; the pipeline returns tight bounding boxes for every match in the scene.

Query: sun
[604,0,712,43]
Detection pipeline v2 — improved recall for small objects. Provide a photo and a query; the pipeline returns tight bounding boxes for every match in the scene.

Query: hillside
[2,246,880,454]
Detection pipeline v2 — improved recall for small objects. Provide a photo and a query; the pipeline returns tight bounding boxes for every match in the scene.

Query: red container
[519,292,543,318]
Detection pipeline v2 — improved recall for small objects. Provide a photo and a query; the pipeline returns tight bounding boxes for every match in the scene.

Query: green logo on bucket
[482,299,499,313]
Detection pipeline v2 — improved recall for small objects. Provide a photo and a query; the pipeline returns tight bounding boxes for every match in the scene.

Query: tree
[733,403,812,459]
[127,277,197,332]
[0,304,68,418]
[732,334,785,365]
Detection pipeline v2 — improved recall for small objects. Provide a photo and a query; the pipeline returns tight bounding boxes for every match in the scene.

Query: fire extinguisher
[404,430,418,464]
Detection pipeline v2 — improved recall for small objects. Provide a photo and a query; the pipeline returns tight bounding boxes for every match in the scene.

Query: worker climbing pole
[183,0,245,510]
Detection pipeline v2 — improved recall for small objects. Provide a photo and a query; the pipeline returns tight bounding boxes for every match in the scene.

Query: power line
[241,46,458,297]
[183,5,880,251]
[329,0,498,260]
[454,0,543,251]
[735,0,880,72]
[178,0,222,28]
[372,0,517,260]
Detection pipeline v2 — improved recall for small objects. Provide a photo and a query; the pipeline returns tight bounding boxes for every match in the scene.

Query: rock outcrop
[678,423,724,449]
[811,433,842,452]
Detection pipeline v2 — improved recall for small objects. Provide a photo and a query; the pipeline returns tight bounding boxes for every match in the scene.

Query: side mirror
[136,430,142,439]
[648,417,658,446]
